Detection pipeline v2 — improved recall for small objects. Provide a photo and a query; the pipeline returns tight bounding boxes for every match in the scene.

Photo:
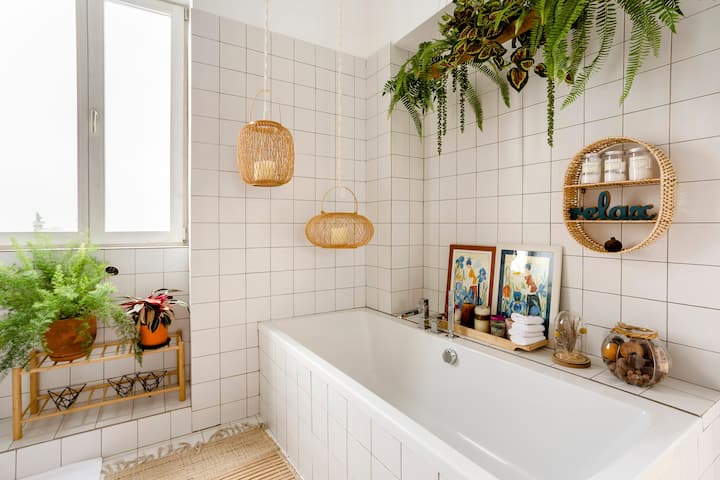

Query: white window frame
[0,0,186,247]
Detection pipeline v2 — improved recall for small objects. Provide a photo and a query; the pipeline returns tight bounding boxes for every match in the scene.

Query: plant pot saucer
[552,351,591,369]
[139,337,171,350]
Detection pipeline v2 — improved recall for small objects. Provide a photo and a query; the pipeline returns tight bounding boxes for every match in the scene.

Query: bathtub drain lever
[442,348,458,365]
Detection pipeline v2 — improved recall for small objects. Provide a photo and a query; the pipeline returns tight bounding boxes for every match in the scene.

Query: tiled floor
[0,381,191,452]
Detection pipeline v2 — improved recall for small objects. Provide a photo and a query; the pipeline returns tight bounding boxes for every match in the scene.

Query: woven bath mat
[103,424,298,480]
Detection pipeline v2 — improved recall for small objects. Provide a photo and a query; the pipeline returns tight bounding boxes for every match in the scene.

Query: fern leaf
[401,93,424,137]
[463,79,484,131]
[618,0,662,102]
[563,0,616,108]
[469,61,511,108]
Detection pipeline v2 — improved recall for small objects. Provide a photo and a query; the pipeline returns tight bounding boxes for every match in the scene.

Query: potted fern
[0,236,139,372]
[384,0,683,153]
[120,289,188,349]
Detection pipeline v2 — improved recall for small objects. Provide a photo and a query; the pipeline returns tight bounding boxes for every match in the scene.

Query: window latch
[90,108,99,133]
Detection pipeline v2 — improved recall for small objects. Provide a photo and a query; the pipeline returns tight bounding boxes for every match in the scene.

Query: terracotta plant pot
[138,323,169,350]
[44,316,97,362]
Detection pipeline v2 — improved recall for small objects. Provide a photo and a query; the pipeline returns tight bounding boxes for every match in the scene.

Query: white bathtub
[259,309,700,480]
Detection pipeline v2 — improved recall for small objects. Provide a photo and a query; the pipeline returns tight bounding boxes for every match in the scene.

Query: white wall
[192,0,370,57]
[189,10,368,431]
[192,0,452,58]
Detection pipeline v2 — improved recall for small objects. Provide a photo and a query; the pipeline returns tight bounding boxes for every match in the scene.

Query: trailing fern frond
[469,61,511,108]
[563,0,616,108]
[463,77,484,130]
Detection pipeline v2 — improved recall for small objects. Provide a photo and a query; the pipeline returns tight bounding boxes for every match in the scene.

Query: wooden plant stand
[11,332,186,440]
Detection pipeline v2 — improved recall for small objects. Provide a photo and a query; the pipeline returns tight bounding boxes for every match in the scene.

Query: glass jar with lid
[601,323,670,387]
[603,149,627,182]
[627,146,653,181]
[580,153,602,184]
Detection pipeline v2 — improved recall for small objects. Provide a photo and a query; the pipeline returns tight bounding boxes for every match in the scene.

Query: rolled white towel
[510,312,544,325]
[509,323,545,335]
[510,334,546,346]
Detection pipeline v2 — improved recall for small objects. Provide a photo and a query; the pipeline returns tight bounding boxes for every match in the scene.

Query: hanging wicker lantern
[306,187,374,249]
[237,119,294,187]
[236,0,294,187]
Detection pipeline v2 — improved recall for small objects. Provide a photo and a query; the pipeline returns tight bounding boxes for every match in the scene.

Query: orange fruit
[603,342,619,360]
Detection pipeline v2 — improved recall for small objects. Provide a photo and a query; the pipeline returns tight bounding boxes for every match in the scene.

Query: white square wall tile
[192,380,221,410]
[582,257,621,295]
[138,413,171,447]
[171,408,192,438]
[669,263,720,310]
[669,303,720,353]
[621,260,667,301]
[0,451,14,480]
[61,430,101,465]
[371,422,401,478]
[191,9,219,40]
[16,440,61,478]
[102,421,138,457]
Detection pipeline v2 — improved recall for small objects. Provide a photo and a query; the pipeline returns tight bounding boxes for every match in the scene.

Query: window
[0,0,186,245]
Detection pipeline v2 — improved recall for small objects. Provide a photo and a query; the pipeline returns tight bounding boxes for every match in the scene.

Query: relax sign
[568,191,657,221]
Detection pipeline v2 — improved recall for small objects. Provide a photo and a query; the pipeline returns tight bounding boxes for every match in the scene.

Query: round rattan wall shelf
[563,137,676,254]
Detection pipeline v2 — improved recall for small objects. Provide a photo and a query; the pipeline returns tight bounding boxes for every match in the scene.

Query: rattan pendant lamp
[236,0,294,187]
[305,0,373,249]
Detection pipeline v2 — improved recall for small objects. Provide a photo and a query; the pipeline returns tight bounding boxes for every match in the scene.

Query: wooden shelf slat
[25,333,181,374]
[564,178,661,190]
[23,385,181,423]
[565,219,656,224]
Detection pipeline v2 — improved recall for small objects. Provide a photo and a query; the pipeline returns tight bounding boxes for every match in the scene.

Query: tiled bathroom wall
[365,49,425,314]
[189,10,368,431]
[418,2,720,390]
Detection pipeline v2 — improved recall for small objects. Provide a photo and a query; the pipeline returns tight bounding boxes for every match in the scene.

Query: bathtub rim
[260,307,700,480]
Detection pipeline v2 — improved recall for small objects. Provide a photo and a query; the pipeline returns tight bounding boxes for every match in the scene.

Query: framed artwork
[492,244,563,338]
[445,245,496,314]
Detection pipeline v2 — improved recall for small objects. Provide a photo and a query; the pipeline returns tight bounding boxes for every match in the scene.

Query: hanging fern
[383,0,682,151]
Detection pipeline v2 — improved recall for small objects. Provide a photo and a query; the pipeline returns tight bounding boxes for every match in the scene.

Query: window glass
[0,1,78,233]
[104,0,172,232]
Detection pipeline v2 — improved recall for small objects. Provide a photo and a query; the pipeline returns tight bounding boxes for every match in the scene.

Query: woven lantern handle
[320,186,359,214]
[247,89,283,123]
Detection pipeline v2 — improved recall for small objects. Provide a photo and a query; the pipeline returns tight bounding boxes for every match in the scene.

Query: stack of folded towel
[509,313,546,345]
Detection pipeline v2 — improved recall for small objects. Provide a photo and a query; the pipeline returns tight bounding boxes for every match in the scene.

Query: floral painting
[445,245,495,313]
[496,248,557,335]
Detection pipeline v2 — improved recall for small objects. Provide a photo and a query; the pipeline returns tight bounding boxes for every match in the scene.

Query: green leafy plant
[384,0,683,152]
[0,236,139,373]
[121,289,188,333]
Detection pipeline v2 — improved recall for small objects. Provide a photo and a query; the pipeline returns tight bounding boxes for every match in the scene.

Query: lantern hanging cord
[336,0,343,188]
[263,0,269,119]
